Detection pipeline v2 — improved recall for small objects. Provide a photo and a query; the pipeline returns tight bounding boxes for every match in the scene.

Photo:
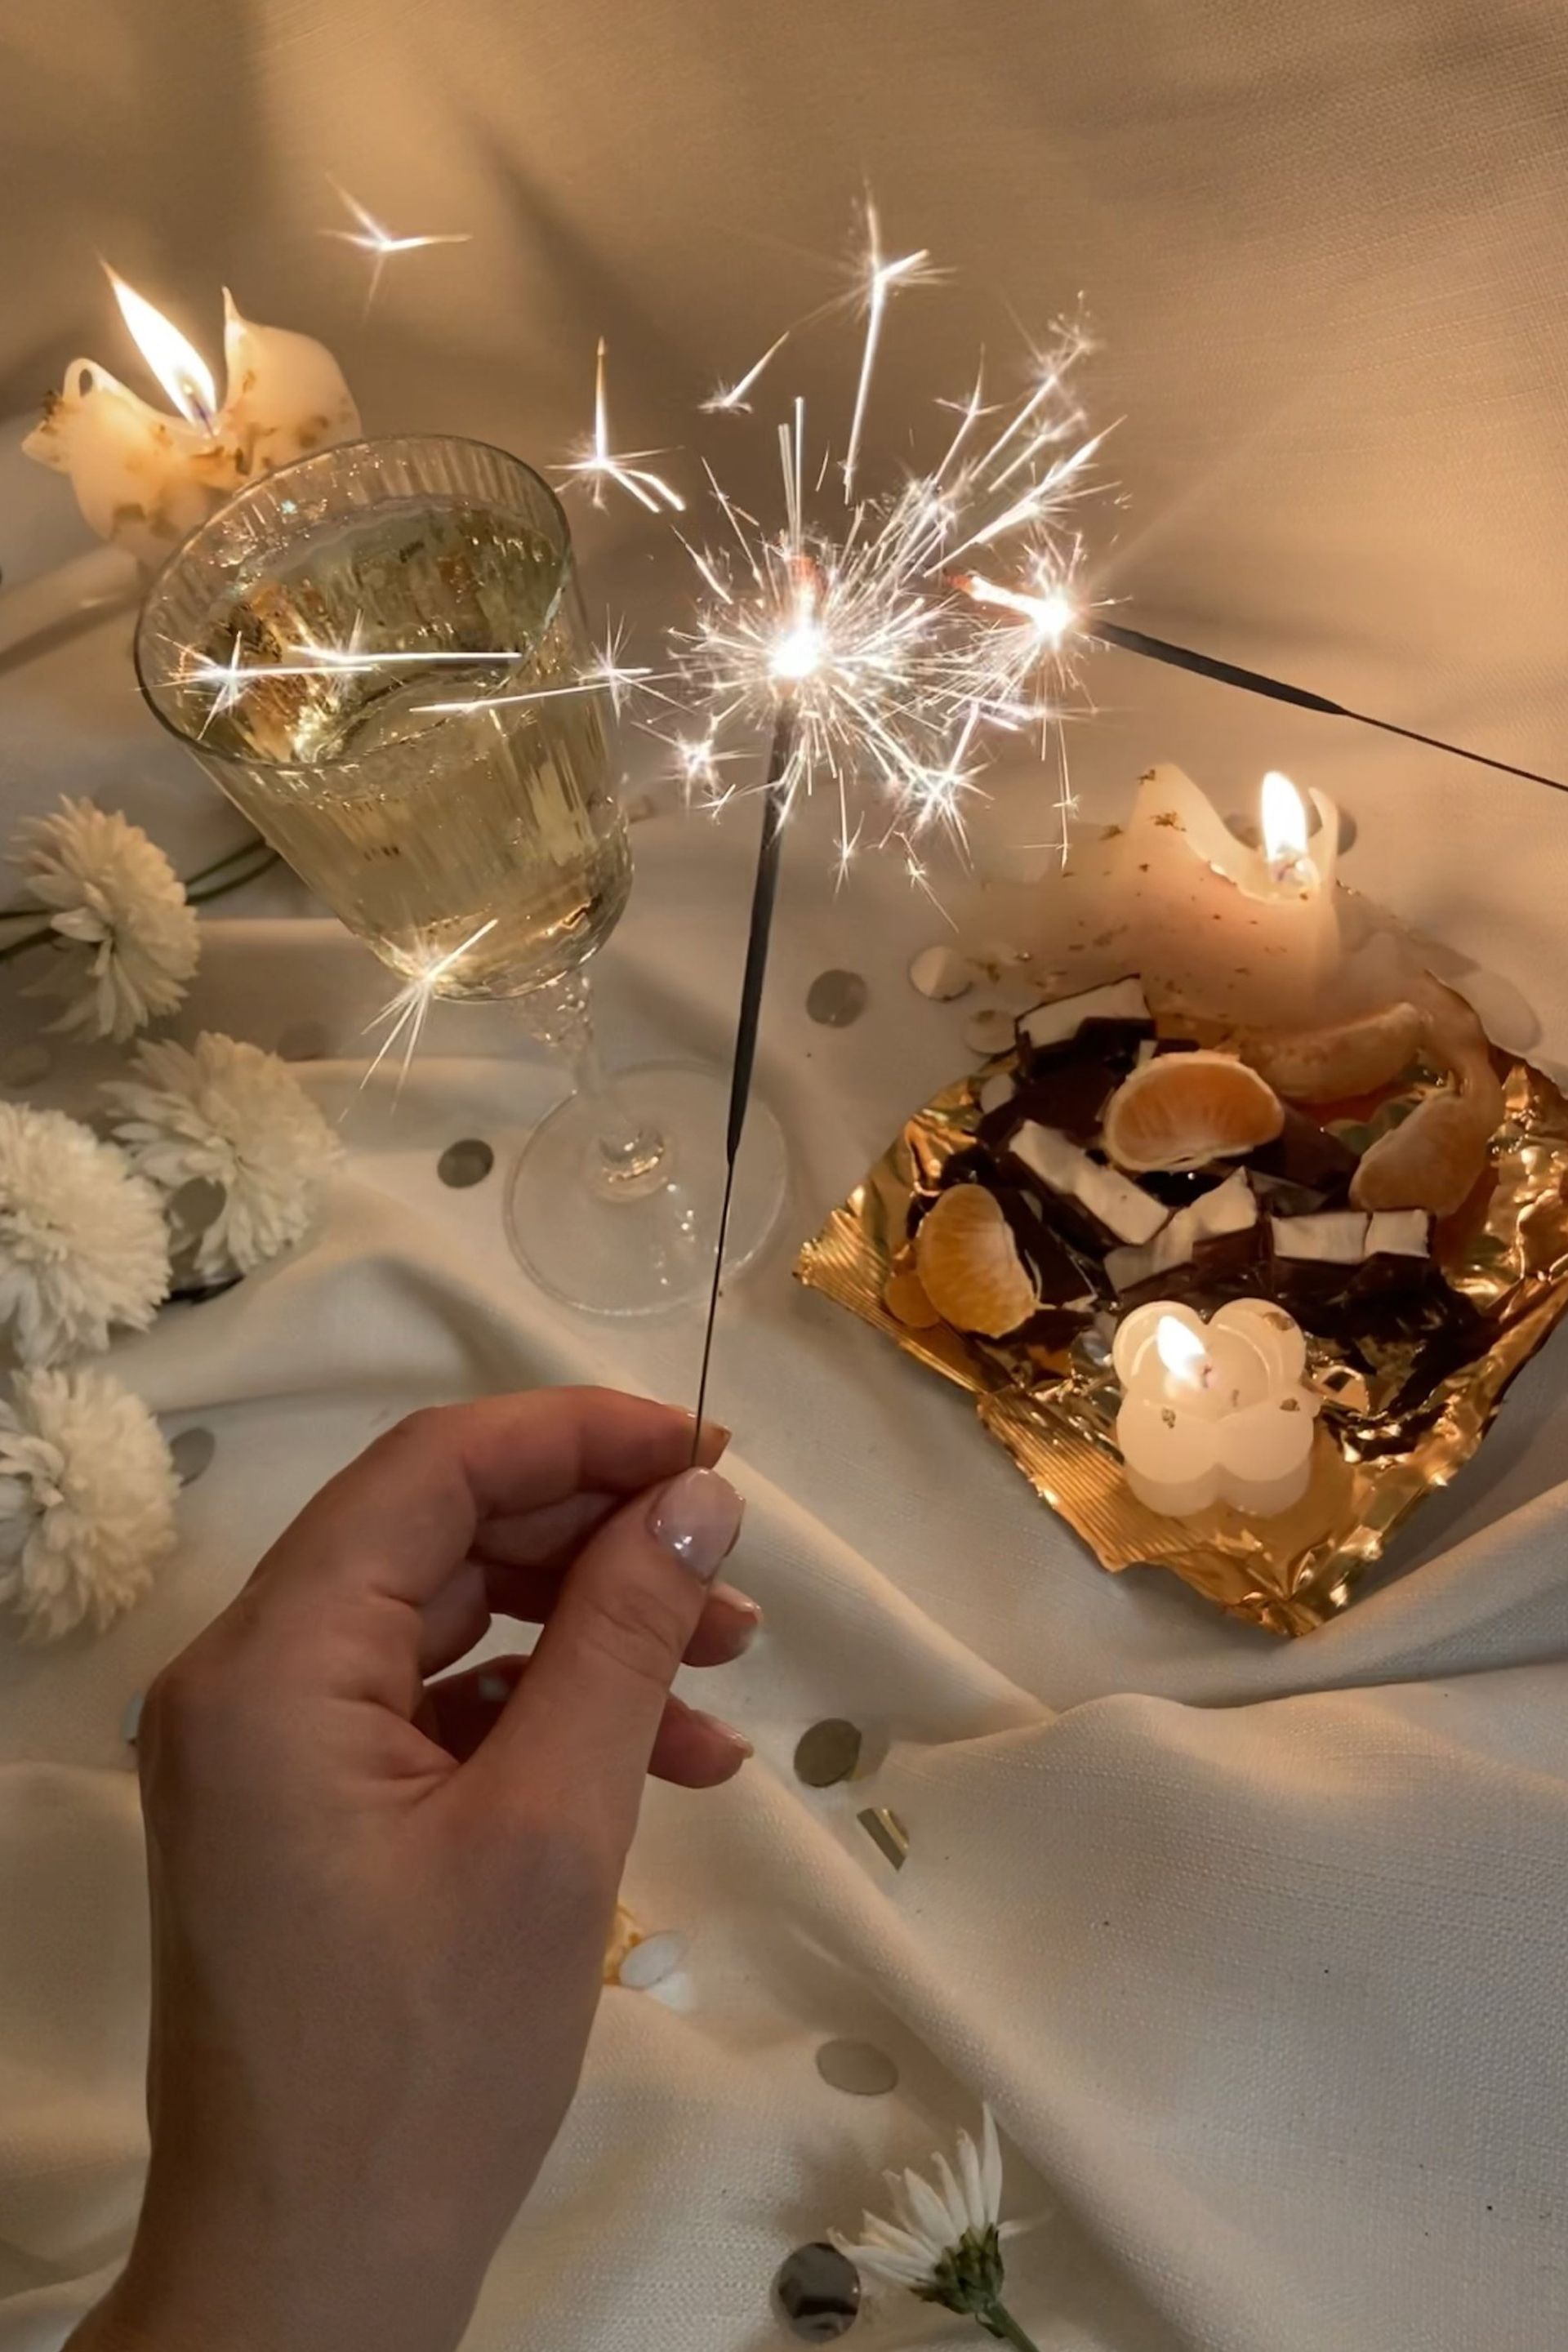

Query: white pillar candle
[1111,1298,1321,1518]
[957,760,1352,1032]
[1112,764,1343,1029]
[24,277,359,572]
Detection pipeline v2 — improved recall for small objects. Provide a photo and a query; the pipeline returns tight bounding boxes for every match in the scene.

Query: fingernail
[712,1580,763,1647]
[649,1468,744,1583]
[692,1708,754,1761]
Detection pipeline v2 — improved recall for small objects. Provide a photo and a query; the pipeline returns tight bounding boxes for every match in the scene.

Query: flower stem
[982,2304,1043,2352]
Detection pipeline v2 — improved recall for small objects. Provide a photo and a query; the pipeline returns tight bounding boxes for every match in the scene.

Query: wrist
[78,2200,479,2352]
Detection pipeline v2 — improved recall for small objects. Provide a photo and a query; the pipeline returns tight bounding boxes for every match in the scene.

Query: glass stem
[522,970,666,1194]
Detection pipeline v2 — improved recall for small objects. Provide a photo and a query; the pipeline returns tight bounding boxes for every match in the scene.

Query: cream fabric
[4,6,1568,2345]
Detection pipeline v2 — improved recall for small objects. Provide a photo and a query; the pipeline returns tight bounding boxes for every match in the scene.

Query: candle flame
[105,268,217,428]
[1155,1315,1209,1388]
[1260,769,1311,871]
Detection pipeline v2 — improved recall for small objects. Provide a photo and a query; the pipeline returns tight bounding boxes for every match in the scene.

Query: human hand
[74,1390,752,2352]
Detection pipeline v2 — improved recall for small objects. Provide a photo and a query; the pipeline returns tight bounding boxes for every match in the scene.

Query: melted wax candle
[24,276,359,571]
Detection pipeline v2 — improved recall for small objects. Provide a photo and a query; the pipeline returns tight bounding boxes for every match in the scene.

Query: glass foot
[502,1059,789,1316]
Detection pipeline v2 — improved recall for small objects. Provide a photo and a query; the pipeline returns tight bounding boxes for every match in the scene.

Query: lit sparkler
[322,181,470,313]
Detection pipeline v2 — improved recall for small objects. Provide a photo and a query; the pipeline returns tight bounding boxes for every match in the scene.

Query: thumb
[471,1467,746,1842]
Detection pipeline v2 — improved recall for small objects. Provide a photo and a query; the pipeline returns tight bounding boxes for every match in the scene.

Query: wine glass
[134,434,786,1315]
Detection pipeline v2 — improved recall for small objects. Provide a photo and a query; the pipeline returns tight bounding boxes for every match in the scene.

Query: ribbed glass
[136,435,630,1000]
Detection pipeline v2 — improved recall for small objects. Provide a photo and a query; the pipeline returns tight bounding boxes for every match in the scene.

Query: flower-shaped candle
[1111,1298,1321,1519]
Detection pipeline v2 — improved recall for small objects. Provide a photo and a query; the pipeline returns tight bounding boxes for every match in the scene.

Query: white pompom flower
[0,1102,171,1365]
[106,1031,341,1279]
[16,796,199,1041]
[0,1365,179,1640]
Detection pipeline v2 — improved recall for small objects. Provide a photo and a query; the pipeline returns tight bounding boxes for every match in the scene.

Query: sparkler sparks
[701,331,791,415]
[360,916,499,1098]
[558,339,685,514]
[322,182,470,312]
[665,301,1104,872]
[840,203,940,504]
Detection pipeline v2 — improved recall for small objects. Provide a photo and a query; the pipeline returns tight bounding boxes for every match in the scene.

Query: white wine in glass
[136,434,786,1315]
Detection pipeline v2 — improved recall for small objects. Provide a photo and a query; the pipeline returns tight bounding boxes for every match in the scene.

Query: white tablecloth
[2,580,1567,2352]
[5,7,1568,2341]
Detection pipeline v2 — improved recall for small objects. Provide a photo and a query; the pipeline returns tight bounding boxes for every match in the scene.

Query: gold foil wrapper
[796,1045,1568,1636]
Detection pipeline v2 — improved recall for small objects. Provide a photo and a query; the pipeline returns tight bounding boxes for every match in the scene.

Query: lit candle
[1111,1298,1321,1518]
[1112,764,1343,1029]
[24,274,359,570]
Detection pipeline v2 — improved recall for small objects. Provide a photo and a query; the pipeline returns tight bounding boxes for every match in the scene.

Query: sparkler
[322,182,470,314]
[649,213,1106,1431]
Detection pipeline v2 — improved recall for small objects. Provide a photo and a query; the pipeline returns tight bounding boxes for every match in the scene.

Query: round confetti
[806,969,869,1027]
[793,1719,863,1788]
[962,1005,1016,1058]
[437,1138,495,1188]
[169,1427,216,1486]
[814,2039,899,2096]
[618,1931,688,1990]
[773,2242,862,2342]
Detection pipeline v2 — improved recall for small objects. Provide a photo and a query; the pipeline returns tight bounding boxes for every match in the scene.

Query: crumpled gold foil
[796,1045,1568,1635]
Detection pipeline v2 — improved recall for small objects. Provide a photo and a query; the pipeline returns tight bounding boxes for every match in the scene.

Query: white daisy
[835,2109,1037,2346]
[0,1102,171,1365]
[16,797,199,1040]
[0,1365,179,1640]
[105,1031,341,1278]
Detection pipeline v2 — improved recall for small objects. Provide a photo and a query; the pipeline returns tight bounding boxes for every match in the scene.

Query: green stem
[187,849,279,904]
[183,835,271,889]
[982,2304,1043,2352]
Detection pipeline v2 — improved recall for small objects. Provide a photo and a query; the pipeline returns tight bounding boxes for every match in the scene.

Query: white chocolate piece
[1010,1120,1169,1246]
[1271,1211,1370,1263]
[1021,976,1150,1054]
[1106,1167,1258,1292]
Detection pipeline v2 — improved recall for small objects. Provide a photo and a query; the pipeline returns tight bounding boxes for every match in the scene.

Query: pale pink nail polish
[648,1468,744,1583]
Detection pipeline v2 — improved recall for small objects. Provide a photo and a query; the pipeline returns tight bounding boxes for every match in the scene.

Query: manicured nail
[711,1581,763,1647]
[649,1468,744,1583]
[692,1708,754,1761]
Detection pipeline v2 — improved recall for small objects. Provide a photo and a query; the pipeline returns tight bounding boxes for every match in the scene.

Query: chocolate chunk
[1018,977,1150,1062]
[1007,1120,1169,1249]
[1248,1105,1359,1203]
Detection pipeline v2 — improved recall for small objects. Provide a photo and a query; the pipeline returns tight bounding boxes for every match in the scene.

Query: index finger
[253,1389,728,1606]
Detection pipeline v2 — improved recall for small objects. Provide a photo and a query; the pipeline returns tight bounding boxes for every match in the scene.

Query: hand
[74,1390,752,2352]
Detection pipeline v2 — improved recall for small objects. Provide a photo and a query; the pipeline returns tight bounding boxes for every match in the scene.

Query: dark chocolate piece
[1248,1105,1359,1204]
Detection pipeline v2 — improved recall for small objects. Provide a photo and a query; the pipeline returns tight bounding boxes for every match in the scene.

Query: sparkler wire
[1092,619,1568,798]
[691,703,798,1451]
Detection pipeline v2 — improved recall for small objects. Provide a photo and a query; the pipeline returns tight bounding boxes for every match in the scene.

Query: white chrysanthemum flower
[0,1365,179,1640]
[106,1031,341,1278]
[836,2109,1036,2343]
[16,796,199,1040]
[0,1102,171,1365]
